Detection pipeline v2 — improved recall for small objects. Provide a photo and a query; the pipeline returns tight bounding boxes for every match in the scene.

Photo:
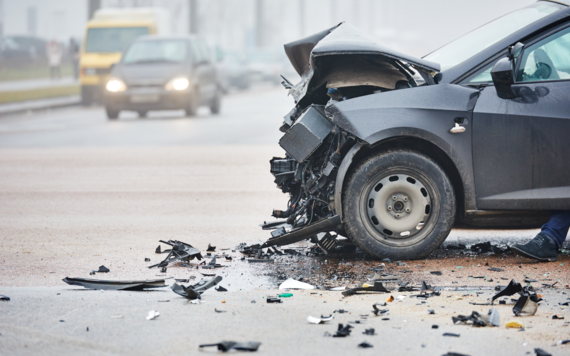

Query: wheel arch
[335,129,472,224]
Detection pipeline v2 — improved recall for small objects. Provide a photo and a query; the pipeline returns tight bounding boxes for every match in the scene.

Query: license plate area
[130,94,160,103]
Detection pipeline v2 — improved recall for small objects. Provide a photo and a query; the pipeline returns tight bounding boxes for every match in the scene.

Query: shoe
[511,233,558,262]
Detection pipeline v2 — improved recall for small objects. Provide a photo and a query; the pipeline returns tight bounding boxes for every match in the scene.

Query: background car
[104,35,222,119]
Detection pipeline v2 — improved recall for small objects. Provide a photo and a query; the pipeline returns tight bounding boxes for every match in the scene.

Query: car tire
[209,89,222,115]
[105,107,120,120]
[138,111,148,118]
[342,149,455,260]
[185,91,198,117]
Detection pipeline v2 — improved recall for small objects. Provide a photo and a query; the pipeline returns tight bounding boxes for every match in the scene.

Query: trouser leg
[541,210,570,248]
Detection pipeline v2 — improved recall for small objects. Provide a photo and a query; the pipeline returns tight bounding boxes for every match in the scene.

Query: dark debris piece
[207,244,216,252]
[89,265,110,275]
[149,240,202,269]
[267,297,282,303]
[552,315,564,320]
[442,353,470,356]
[199,341,261,352]
[432,325,439,329]
[334,309,348,314]
[215,286,228,292]
[452,311,487,327]
[372,303,389,316]
[332,324,353,337]
[63,277,167,290]
[171,276,222,300]
[534,348,552,356]
[0,295,10,301]
[491,279,541,316]
[362,328,376,335]
[488,267,504,272]
[470,242,508,254]
[443,333,460,337]
[430,271,443,276]
[215,308,227,313]
[144,258,150,262]
[342,281,389,296]
[358,342,373,348]
[202,256,223,269]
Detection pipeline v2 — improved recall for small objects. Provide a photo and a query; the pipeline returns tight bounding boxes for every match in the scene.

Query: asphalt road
[1,87,569,355]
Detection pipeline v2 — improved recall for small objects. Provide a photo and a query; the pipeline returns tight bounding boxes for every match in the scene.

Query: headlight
[106,78,126,92]
[165,77,190,91]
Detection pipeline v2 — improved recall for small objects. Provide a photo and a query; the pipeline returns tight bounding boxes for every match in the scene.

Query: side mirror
[491,57,517,99]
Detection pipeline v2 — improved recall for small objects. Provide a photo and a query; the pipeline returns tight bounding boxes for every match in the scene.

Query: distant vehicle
[0,36,45,68]
[80,7,171,105]
[244,48,284,85]
[104,35,221,119]
[4,35,47,61]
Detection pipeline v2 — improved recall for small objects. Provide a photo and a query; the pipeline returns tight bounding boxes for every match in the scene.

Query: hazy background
[1,0,535,58]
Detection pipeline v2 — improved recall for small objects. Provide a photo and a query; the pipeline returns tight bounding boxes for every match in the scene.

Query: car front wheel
[342,149,455,260]
[105,107,120,120]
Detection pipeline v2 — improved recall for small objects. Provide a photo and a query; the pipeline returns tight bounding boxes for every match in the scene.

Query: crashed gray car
[264,0,570,259]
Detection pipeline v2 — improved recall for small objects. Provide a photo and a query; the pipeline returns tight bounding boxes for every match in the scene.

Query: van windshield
[424,2,563,71]
[122,40,188,64]
[85,27,149,53]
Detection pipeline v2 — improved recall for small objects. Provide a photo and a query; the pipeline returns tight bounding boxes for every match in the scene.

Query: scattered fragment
[524,279,538,283]
[492,279,541,316]
[430,271,443,276]
[267,297,282,303]
[215,286,228,292]
[358,342,373,348]
[247,259,275,263]
[215,308,226,313]
[558,340,570,345]
[396,295,406,301]
[428,309,435,315]
[488,308,500,327]
[362,328,376,335]
[505,320,524,329]
[63,277,167,290]
[342,281,389,296]
[171,276,222,300]
[207,244,216,252]
[442,353,470,356]
[452,311,487,327]
[160,267,167,273]
[0,295,10,301]
[534,348,552,356]
[279,293,293,298]
[328,287,346,291]
[144,258,150,262]
[432,325,439,329]
[202,256,223,269]
[199,341,261,352]
[386,295,394,302]
[372,303,389,316]
[443,333,460,337]
[552,315,564,320]
[470,242,507,254]
[307,315,334,324]
[90,265,110,275]
[155,245,162,254]
[279,278,315,290]
[146,310,160,320]
[149,240,202,269]
[334,309,348,314]
[332,324,353,337]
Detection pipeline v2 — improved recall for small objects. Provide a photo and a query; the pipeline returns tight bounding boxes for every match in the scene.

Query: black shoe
[511,233,558,262]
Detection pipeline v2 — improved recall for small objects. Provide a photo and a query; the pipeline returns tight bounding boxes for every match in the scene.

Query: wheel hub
[366,174,431,238]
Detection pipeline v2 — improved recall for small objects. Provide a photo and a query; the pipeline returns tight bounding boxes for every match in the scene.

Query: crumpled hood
[283,23,440,103]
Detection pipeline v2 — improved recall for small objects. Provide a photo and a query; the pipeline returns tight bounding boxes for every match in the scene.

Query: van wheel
[106,107,119,120]
[342,149,455,260]
[185,91,198,117]
[209,89,222,115]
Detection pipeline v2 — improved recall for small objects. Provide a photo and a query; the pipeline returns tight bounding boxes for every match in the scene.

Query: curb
[0,95,81,117]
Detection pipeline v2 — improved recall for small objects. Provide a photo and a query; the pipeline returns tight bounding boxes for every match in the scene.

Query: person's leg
[511,210,570,262]
[541,210,570,248]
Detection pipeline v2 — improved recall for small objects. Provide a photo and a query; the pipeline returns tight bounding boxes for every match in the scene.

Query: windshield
[85,27,149,53]
[122,40,188,64]
[424,2,563,71]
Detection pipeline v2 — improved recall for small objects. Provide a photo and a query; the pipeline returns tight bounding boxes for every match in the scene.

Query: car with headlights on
[104,35,221,119]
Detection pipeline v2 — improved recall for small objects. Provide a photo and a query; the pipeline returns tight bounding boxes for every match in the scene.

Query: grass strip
[0,85,79,104]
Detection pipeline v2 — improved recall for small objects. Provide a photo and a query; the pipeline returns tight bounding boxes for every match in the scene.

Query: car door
[472,23,570,210]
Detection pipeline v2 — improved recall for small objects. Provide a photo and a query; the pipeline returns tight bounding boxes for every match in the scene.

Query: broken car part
[199,341,261,352]
[342,281,389,296]
[0,295,10,301]
[148,240,202,269]
[358,342,373,348]
[279,278,315,290]
[62,277,168,290]
[491,279,541,316]
[267,297,282,303]
[171,276,222,300]
[146,310,160,320]
[89,265,110,275]
[307,315,334,324]
[332,323,353,337]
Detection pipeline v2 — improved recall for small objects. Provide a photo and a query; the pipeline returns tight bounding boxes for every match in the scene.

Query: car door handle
[450,123,466,134]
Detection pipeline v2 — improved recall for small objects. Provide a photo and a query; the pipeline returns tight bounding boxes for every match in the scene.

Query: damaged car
[265,0,570,259]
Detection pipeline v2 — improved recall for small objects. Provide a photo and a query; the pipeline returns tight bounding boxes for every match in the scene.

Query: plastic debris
[534,349,552,356]
[362,328,376,335]
[430,271,443,276]
[307,315,334,324]
[428,309,435,315]
[215,308,226,313]
[267,297,282,303]
[558,340,570,345]
[0,295,10,301]
[199,341,261,352]
[63,277,167,290]
[452,309,499,327]
[396,295,406,300]
[505,320,524,329]
[146,310,160,320]
[149,240,202,269]
[386,295,394,302]
[328,287,346,291]
[279,293,293,298]
[215,286,228,292]
[492,279,541,316]
[552,315,564,320]
[144,258,150,262]
[89,265,110,275]
[358,342,373,348]
[279,278,315,290]
[334,309,348,314]
[372,303,389,316]
[171,276,222,300]
[207,244,216,252]
[202,256,223,269]
[332,324,353,337]
[432,325,439,329]
[443,333,460,337]
[342,281,389,296]
[442,353,470,356]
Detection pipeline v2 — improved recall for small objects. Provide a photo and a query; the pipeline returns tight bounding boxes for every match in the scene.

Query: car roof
[546,0,570,6]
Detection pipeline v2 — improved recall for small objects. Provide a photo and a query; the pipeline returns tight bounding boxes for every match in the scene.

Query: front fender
[330,84,480,218]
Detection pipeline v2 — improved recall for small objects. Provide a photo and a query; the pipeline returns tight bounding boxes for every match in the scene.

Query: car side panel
[328,84,480,212]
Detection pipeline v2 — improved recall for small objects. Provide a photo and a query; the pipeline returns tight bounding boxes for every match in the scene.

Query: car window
[85,27,149,53]
[463,58,502,84]
[122,40,187,64]
[517,26,570,82]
